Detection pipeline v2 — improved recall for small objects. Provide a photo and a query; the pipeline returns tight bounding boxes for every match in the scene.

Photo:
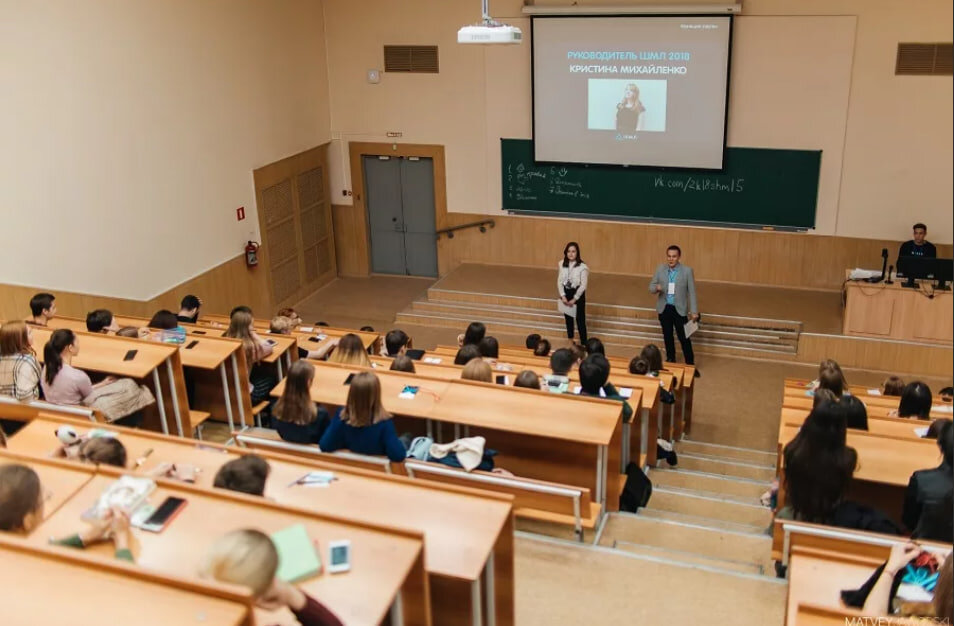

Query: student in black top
[273,361,329,445]
[385,329,410,357]
[578,354,633,422]
[148,309,179,330]
[897,381,933,419]
[28,293,56,327]
[389,355,416,373]
[454,344,481,366]
[525,334,541,350]
[478,336,499,359]
[532,339,551,358]
[903,420,953,541]
[177,295,202,324]
[840,395,869,431]
[460,322,486,347]
[639,344,664,375]
[585,337,605,356]
[897,222,937,265]
[85,309,119,334]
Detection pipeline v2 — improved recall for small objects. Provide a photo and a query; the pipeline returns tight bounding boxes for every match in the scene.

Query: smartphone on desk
[328,540,352,573]
[123,349,138,361]
[495,375,509,385]
[140,496,187,533]
[192,330,206,335]
[184,340,199,350]
[266,339,278,346]
[343,373,356,385]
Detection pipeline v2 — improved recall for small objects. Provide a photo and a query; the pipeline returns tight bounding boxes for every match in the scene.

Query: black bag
[619,462,652,512]
[563,284,578,300]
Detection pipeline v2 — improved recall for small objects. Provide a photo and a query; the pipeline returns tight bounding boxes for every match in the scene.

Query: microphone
[886,265,894,285]
[866,248,889,283]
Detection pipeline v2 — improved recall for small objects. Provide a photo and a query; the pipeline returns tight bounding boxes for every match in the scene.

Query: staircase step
[676,454,777,482]
[610,540,765,575]
[675,440,778,467]
[427,288,803,335]
[647,488,774,527]
[599,512,773,572]
[394,312,798,355]
[635,507,769,535]
[649,467,770,500]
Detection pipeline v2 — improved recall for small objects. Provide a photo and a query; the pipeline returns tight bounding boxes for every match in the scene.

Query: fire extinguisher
[245,241,260,267]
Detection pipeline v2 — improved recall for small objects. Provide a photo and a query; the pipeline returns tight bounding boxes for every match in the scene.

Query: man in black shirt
[898,222,937,265]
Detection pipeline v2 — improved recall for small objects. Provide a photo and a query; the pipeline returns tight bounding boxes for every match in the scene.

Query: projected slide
[533,16,732,169]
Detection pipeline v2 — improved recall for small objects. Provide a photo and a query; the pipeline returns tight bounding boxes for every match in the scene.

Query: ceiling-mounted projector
[458,0,522,44]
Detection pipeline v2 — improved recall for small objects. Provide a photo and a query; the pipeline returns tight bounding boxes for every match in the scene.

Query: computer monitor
[897,256,953,290]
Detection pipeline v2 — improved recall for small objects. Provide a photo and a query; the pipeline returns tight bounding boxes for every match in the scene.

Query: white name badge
[667,282,676,295]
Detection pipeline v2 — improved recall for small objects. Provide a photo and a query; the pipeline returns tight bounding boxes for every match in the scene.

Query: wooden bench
[405,460,596,542]
[233,427,395,473]
[0,396,102,423]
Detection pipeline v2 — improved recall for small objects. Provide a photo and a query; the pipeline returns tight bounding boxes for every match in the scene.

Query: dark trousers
[564,294,587,343]
[658,304,694,365]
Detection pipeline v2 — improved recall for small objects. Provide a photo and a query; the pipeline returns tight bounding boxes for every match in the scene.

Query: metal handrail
[436,219,495,239]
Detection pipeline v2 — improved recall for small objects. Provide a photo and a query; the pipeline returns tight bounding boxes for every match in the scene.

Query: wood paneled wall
[0,253,273,323]
[433,213,954,291]
[797,333,952,378]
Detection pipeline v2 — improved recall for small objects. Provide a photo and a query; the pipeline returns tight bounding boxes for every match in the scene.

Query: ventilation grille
[384,45,439,73]
[896,43,953,75]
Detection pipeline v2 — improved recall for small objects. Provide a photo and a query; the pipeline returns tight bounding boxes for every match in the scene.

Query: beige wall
[0,0,332,300]
[323,0,952,244]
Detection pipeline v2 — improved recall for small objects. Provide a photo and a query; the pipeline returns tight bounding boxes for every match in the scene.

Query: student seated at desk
[896,382,933,420]
[903,420,953,541]
[817,362,849,399]
[778,400,897,534]
[542,348,573,394]
[478,336,499,359]
[462,359,492,383]
[525,333,541,350]
[319,372,407,463]
[273,361,330,445]
[148,309,180,330]
[458,321,486,348]
[638,344,664,375]
[578,354,633,423]
[271,316,338,361]
[116,326,150,339]
[454,344,481,366]
[0,321,42,407]
[213,455,271,496]
[40,330,115,405]
[389,355,415,373]
[859,543,952,622]
[177,294,202,324]
[881,375,905,397]
[532,338,552,358]
[203,529,343,626]
[85,309,119,334]
[0,464,134,561]
[385,329,411,357]
[326,333,370,368]
[629,358,649,376]
[585,337,605,356]
[940,387,953,403]
[514,370,541,390]
[840,395,869,431]
[225,310,276,406]
[27,292,56,327]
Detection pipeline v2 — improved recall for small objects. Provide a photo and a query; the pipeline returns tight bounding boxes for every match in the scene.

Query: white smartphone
[327,539,351,573]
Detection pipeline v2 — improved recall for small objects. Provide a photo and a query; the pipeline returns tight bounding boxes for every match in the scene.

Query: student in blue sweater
[319,372,407,462]
[273,361,330,445]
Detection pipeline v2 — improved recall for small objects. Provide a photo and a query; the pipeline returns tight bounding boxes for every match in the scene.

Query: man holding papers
[649,245,700,374]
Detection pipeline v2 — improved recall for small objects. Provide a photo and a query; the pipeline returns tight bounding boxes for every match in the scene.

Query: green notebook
[271,524,322,582]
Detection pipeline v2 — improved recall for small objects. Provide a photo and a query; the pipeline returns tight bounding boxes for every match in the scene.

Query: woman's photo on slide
[587,79,667,132]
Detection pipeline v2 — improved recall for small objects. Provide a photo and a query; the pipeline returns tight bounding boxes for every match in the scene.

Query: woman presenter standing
[558,242,589,344]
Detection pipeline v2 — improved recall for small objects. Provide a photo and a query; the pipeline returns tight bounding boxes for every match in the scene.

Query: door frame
[346,142,448,277]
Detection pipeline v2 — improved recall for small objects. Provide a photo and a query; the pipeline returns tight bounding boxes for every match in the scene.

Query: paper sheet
[557,298,576,318]
[684,320,699,338]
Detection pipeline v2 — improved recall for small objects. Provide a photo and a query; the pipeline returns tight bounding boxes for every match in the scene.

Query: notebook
[82,476,155,521]
[271,524,322,582]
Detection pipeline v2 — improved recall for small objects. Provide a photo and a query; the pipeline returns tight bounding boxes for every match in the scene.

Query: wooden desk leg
[659,403,669,443]
[484,552,496,626]
[685,386,694,435]
[219,363,235,432]
[391,594,405,626]
[230,354,247,428]
[165,359,185,437]
[150,369,169,435]
[677,390,686,440]
[621,422,630,472]
[647,406,659,466]
[276,358,284,380]
[471,577,483,626]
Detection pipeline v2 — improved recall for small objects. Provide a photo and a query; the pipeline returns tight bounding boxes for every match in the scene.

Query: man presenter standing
[649,245,700,376]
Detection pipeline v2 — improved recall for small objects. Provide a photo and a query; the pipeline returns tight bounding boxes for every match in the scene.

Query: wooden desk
[274,362,622,511]
[30,471,430,626]
[786,546,882,626]
[25,326,192,437]
[9,415,514,626]
[0,535,253,626]
[843,271,953,344]
[197,314,377,359]
[49,317,254,431]
[780,407,935,440]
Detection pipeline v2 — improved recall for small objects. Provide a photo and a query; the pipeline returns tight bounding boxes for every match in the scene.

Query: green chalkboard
[501,139,820,229]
